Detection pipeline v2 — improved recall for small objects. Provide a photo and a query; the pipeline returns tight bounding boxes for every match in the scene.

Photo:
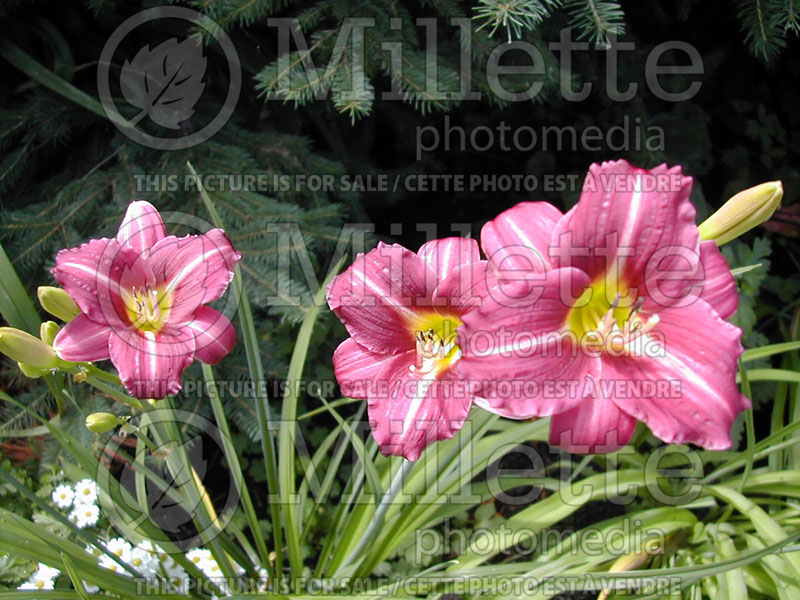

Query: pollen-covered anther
[416,328,443,358]
[410,326,460,374]
[130,284,164,329]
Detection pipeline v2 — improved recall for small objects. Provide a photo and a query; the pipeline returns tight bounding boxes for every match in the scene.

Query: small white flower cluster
[17,563,60,592]
[46,479,251,598]
[89,538,190,595]
[186,547,245,596]
[51,479,100,529]
[87,538,242,598]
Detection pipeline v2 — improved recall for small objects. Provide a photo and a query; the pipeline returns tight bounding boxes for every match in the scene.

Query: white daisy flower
[128,546,158,577]
[161,551,187,577]
[69,503,100,528]
[202,559,222,579]
[201,558,231,597]
[99,553,131,576]
[18,564,60,591]
[160,556,188,594]
[135,540,160,555]
[105,538,132,562]
[74,479,98,504]
[51,484,74,508]
[165,573,189,595]
[185,548,212,571]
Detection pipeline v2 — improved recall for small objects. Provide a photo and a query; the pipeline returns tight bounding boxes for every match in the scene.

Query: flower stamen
[409,319,460,374]
[571,288,660,356]
[128,284,167,331]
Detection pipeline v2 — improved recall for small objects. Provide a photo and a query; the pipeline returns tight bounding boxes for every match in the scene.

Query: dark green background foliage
[0,0,797,529]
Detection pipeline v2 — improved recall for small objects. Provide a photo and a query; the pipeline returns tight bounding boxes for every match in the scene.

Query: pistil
[592,294,659,354]
[129,284,166,331]
[411,326,458,374]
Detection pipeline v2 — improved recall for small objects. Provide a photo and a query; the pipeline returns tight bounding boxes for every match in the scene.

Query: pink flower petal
[116,201,167,256]
[108,327,195,399]
[417,237,481,281]
[481,201,563,273]
[455,268,601,418]
[52,314,111,362]
[551,161,698,290]
[52,238,155,327]
[639,239,738,316]
[368,351,473,461]
[326,242,434,355]
[149,229,241,323]
[601,299,749,450]
[698,241,737,319]
[432,260,496,312]
[549,396,637,454]
[332,338,397,399]
[185,306,236,365]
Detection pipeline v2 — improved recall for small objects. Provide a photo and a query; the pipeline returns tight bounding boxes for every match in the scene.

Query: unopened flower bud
[698,181,783,245]
[40,321,60,346]
[85,412,124,433]
[0,327,60,369]
[37,286,80,322]
[17,362,47,378]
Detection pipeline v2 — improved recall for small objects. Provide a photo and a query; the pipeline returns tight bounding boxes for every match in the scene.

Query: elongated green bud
[17,362,46,378]
[85,412,124,433]
[0,327,60,369]
[37,286,80,322]
[40,321,60,346]
[698,181,783,245]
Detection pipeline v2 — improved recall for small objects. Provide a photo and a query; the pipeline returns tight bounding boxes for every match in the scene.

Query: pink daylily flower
[327,238,497,461]
[457,160,750,454]
[52,201,241,399]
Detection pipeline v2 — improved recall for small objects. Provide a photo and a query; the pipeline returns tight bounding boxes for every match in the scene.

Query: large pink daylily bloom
[52,201,241,399]
[327,238,498,461]
[457,160,750,454]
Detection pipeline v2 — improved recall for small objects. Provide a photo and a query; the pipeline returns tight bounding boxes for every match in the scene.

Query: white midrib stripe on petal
[506,219,547,265]
[187,319,224,353]
[351,264,418,319]
[163,246,223,295]
[617,173,642,268]
[61,261,115,289]
[421,241,456,278]
[657,349,722,407]
[400,369,438,440]
[144,331,158,380]
[118,220,132,245]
